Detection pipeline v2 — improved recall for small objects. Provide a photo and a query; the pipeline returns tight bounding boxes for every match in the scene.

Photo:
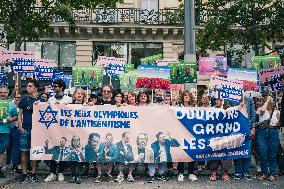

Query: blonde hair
[72,87,86,103]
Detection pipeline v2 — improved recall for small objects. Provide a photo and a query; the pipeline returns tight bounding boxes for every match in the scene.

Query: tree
[0,0,123,51]
[196,0,284,56]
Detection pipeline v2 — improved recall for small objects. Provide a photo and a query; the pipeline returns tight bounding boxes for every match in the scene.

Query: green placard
[0,100,8,122]
[72,66,103,87]
[251,55,281,70]
[125,64,135,73]
[169,62,197,84]
[120,71,138,92]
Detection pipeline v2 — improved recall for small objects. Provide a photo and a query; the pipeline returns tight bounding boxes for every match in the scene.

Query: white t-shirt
[48,95,72,104]
[270,110,280,127]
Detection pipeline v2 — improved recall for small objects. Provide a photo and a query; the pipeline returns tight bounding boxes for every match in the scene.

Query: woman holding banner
[176,91,198,182]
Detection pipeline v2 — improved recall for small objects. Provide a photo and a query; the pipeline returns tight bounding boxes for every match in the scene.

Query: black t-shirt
[98,99,116,105]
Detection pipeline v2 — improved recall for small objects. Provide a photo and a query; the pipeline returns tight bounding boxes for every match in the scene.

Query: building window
[141,0,159,10]
[42,41,76,67]
[93,42,163,68]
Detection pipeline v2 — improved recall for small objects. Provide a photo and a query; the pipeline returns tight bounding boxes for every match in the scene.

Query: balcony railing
[35,8,187,25]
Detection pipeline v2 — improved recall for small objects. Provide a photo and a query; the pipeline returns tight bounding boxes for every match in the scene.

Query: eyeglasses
[103,90,111,93]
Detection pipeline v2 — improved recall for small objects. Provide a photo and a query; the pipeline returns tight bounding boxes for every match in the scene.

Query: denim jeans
[256,128,280,176]
[11,127,21,166]
[234,158,251,175]
[148,163,166,176]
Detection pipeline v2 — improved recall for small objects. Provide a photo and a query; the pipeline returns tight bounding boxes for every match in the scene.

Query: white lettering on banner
[193,122,240,135]
[184,139,206,150]
[209,133,245,151]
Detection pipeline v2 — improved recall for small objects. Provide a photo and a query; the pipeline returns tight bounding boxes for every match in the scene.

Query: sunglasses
[103,90,111,93]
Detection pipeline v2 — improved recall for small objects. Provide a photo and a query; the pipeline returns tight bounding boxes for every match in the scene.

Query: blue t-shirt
[18,96,39,131]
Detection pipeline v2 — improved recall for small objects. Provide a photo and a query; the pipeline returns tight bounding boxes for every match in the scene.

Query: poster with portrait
[72,66,103,88]
[169,62,197,84]
[199,57,228,76]
[119,71,138,92]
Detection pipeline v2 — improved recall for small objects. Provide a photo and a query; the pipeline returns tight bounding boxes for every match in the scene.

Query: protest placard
[34,59,54,81]
[0,50,35,64]
[0,100,8,123]
[169,62,197,84]
[31,104,250,162]
[251,55,281,70]
[136,78,170,90]
[258,66,284,92]
[140,54,163,65]
[125,64,135,73]
[119,71,138,92]
[72,66,103,88]
[227,68,258,92]
[0,67,8,86]
[137,65,170,80]
[156,59,178,66]
[209,76,243,104]
[11,58,35,73]
[199,57,228,76]
[96,56,126,77]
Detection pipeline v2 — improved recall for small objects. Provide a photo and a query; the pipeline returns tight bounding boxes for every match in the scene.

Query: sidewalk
[0,166,21,188]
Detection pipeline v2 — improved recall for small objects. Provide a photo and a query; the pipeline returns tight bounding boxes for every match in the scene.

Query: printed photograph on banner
[137,65,170,80]
[169,62,197,84]
[199,57,228,76]
[251,55,281,70]
[31,104,250,162]
[120,71,138,92]
[258,66,284,92]
[208,75,243,104]
[72,66,103,88]
[136,78,170,90]
[227,68,258,92]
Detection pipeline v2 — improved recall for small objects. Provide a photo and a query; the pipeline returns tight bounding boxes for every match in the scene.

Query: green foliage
[0,0,123,50]
[197,0,283,56]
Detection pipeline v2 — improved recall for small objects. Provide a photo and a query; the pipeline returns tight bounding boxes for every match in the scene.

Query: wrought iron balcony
[36,8,186,25]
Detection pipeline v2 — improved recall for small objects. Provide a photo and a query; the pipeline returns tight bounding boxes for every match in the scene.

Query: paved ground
[7,175,284,189]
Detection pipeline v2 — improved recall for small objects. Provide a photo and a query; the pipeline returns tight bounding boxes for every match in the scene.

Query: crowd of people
[0,75,283,185]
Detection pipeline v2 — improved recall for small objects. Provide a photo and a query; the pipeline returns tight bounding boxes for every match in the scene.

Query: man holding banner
[0,87,18,178]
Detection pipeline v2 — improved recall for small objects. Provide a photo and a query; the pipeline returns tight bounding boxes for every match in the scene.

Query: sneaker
[0,170,6,178]
[243,174,252,181]
[31,174,40,183]
[19,174,30,183]
[188,174,198,181]
[178,173,184,182]
[156,175,167,181]
[234,174,242,180]
[58,173,64,182]
[127,175,135,182]
[11,167,21,174]
[256,166,261,173]
[76,176,82,184]
[115,174,124,183]
[222,172,230,182]
[107,174,115,182]
[94,175,102,183]
[44,173,56,182]
[210,171,217,181]
[69,176,77,183]
[146,176,154,183]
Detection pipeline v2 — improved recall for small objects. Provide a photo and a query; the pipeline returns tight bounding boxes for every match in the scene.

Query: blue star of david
[38,105,58,129]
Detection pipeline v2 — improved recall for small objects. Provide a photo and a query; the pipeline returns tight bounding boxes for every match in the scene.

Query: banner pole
[152,89,154,103]
[86,87,89,103]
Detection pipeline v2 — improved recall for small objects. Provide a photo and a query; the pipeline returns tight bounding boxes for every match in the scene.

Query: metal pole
[184,0,196,62]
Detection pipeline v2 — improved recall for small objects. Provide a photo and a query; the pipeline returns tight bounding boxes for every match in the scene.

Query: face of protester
[128,94,136,105]
[137,134,147,148]
[139,93,148,104]
[115,93,123,104]
[158,133,166,143]
[72,136,81,148]
[122,133,130,144]
[256,97,263,108]
[90,136,100,149]
[90,97,98,104]
[183,93,191,104]
[52,84,62,94]
[27,82,37,94]
[102,86,112,99]
[105,135,113,146]
[164,96,171,105]
[201,95,209,105]
[41,94,48,102]
[75,89,84,102]
[215,99,223,108]
[0,88,9,100]
[14,95,22,105]
[60,138,67,147]
[281,78,284,86]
